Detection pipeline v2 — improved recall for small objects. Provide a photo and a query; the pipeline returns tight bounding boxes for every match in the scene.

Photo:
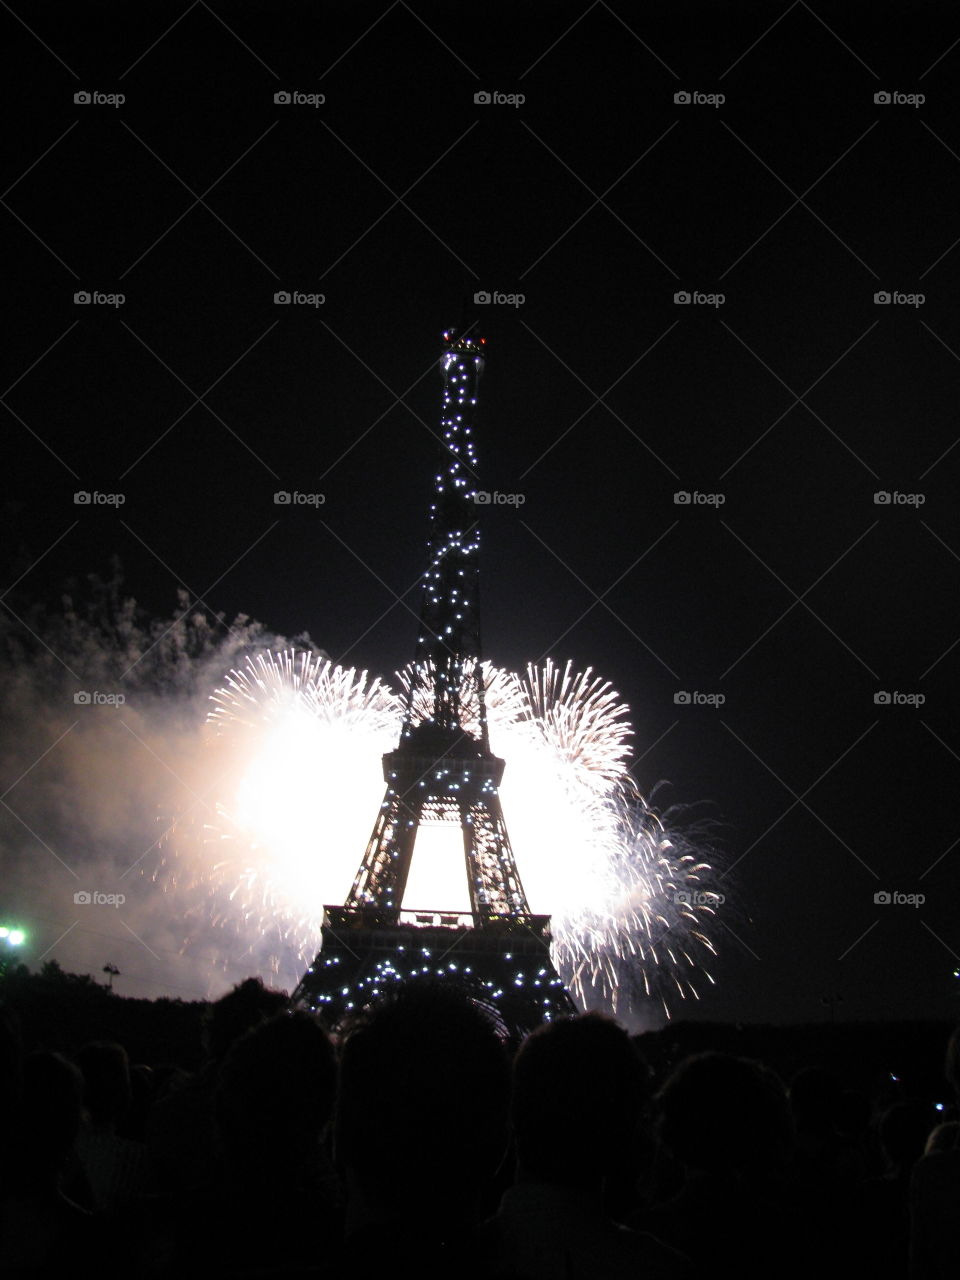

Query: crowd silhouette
[0,978,957,1278]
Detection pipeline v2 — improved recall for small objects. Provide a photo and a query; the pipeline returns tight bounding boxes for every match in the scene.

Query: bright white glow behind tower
[401,824,473,912]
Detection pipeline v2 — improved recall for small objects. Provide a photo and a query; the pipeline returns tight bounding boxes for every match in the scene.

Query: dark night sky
[3,0,960,1022]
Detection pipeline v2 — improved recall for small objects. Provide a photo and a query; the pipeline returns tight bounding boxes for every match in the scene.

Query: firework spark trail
[519,659,633,792]
[209,650,399,736]
[558,788,719,1019]
[395,656,527,737]
[174,648,720,1020]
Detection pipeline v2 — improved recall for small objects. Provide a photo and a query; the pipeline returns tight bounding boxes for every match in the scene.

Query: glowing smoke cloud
[0,582,319,1002]
[187,649,719,1019]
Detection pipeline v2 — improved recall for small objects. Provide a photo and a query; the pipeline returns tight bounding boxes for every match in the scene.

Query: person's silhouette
[636,1050,802,1280]
[483,1011,690,1279]
[335,981,511,1277]
[0,1051,96,1273]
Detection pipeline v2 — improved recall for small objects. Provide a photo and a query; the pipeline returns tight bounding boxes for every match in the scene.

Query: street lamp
[0,924,26,975]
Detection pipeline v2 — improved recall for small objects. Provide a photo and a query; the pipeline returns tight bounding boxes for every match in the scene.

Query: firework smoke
[0,583,721,1021]
[0,577,317,1000]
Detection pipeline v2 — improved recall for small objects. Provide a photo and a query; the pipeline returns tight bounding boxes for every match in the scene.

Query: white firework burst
[557,787,720,1020]
[168,647,720,1020]
[517,658,633,793]
[186,650,401,956]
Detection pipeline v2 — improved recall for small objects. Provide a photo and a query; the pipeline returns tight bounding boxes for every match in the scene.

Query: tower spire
[404,328,488,743]
[344,329,528,921]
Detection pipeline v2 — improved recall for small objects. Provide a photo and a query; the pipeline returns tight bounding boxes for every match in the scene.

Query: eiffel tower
[293,329,576,1033]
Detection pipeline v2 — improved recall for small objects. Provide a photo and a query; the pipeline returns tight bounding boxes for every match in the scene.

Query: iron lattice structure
[294,331,576,1032]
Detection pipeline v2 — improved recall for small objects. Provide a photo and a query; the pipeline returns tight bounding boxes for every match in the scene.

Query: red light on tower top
[442,328,486,354]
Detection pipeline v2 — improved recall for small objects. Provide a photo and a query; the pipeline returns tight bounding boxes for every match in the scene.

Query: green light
[9,930,25,946]
[0,927,7,938]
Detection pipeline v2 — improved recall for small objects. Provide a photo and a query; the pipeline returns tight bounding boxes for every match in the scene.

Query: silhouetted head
[511,1011,646,1190]
[21,1051,84,1190]
[216,1008,337,1168]
[657,1051,792,1176]
[789,1065,842,1134]
[879,1101,938,1174]
[945,1024,960,1103]
[925,1120,960,1155]
[203,975,288,1064]
[76,1041,131,1127]
[0,1002,21,1092]
[836,1087,871,1141]
[126,1063,155,1140]
[335,981,510,1223]
[0,1005,22,1195]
